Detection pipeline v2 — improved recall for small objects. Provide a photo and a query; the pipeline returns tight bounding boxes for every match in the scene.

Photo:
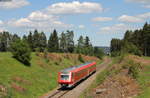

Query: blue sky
[0,0,150,46]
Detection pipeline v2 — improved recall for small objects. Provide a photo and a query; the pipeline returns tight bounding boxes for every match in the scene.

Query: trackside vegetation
[80,55,150,98]
[11,39,31,66]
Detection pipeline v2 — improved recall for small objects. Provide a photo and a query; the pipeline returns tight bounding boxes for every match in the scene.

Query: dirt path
[41,57,111,98]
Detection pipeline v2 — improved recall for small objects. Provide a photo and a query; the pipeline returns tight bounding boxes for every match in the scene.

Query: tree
[111,22,150,57]
[83,36,93,55]
[33,29,39,51]
[0,31,12,52]
[110,38,122,56]
[10,39,31,65]
[142,22,150,56]
[27,31,34,51]
[38,32,47,52]
[12,34,20,42]
[76,36,84,54]
[48,29,59,52]
[94,47,104,59]
[124,30,132,41]
[22,35,28,41]
[59,32,67,52]
[66,30,74,53]
[84,36,90,47]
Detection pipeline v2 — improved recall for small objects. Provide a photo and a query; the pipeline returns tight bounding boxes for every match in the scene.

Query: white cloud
[45,1,103,14]
[28,11,58,21]
[92,17,112,22]
[0,28,7,32]
[8,11,73,31]
[126,0,150,4]
[0,0,30,9]
[118,15,144,23]
[138,12,150,18]
[118,12,150,23]
[79,25,85,29]
[144,5,150,8]
[126,0,150,8]
[0,20,3,25]
[99,23,139,33]
[0,20,7,32]
[2,1,103,31]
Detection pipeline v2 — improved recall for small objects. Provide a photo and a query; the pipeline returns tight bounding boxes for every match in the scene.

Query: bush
[122,41,142,56]
[128,61,141,79]
[35,48,40,56]
[11,39,31,66]
[44,49,49,63]
[111,51,121,57]
[78,54,84,63]
[94,47,105,59]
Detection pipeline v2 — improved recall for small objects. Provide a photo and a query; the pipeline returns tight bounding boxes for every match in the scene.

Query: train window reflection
[61,75,69,80]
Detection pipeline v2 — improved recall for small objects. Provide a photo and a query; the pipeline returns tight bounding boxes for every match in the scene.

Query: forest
[111,22,150,57]
[0,29,104,65]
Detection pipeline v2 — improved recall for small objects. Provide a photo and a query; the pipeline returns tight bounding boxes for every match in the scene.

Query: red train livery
[58,62,96,87]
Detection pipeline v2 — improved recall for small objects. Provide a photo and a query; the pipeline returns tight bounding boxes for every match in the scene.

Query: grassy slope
[0,52,100,98]
[80,55,150,98]
[137,57,150,98]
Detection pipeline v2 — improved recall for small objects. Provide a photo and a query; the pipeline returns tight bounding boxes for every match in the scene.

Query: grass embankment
[136,56,150,98]
[81,55,150,98]
[0,52,100,98]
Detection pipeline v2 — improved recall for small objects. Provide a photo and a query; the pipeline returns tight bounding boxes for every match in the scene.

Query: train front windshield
[61,74,69,80]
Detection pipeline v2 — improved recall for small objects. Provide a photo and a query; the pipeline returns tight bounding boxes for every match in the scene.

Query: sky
[0,0,150,46]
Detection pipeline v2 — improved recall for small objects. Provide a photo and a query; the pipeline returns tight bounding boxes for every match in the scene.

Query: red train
[58,62,96,88]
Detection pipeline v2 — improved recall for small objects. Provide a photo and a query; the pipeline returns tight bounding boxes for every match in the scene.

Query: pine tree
[110,38,122,56]
[59,32,67,52]
[0,31,11,51]
[12,34,20,42]
[27,31,34,51]
[33,29,39,51]
[76,36,84,54]
[39,32,47,52]
[66,30,74,53]
[48,29,59,52]
[84,36,90,47]
[22,35,28,41]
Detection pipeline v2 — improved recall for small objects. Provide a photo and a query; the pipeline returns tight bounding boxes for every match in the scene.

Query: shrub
[78,54,84,63]
[122,41,142,56]
[94,48,105,59]
[111,51,121,57]
[44,49,48,58]
[35,48,40,56]
[11,39,31,66]
[43,49,49,63]
[128,61,141,79]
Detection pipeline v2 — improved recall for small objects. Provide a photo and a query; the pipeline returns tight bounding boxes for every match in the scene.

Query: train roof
[61,62,94,73]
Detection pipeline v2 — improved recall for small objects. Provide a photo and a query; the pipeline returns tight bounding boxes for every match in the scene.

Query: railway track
[42,57,111,98]
[48,88,69,98]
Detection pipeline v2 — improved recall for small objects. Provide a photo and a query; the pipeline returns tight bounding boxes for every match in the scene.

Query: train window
[61,75,69,80]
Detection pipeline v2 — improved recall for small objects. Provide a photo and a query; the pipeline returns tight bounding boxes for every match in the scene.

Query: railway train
[58,62,96,88]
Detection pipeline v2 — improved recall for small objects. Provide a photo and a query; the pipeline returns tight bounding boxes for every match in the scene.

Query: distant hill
[96,46,110,55]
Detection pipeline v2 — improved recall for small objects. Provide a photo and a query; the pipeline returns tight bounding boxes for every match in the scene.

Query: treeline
[0,29,104,57]
[111,22,150,56]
